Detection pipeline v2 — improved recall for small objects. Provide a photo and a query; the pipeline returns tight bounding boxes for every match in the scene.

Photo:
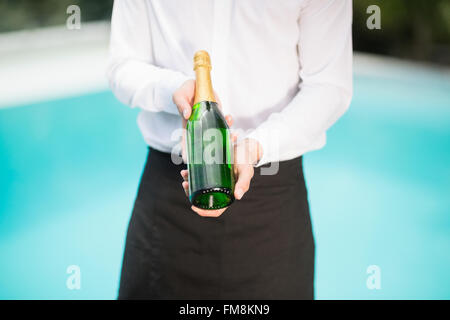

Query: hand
[173,79,237,217]
[180,137,263,218]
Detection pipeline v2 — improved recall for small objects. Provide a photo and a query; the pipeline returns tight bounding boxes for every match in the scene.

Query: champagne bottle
[186,50,235,210]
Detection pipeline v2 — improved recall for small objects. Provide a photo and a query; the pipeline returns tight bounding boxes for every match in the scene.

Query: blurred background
[0,0,449,299]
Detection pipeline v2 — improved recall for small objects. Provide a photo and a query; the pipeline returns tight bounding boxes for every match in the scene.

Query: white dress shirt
[107,0,353,166]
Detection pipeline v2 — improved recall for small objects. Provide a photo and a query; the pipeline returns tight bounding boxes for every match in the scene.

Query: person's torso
[139,0,304,152]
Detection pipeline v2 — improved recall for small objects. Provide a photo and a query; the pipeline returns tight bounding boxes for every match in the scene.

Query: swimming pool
[0,64,449,299]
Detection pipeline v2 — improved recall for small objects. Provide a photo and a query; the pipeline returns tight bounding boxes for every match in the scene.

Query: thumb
[234,165,254,200]
[172,80,195,120]
[177,100,192,120]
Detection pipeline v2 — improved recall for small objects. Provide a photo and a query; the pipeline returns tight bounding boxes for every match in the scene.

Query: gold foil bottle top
[193,50,216,104]
[193,50,212,70]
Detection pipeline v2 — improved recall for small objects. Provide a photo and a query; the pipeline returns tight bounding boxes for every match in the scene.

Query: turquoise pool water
[0,71,449,299]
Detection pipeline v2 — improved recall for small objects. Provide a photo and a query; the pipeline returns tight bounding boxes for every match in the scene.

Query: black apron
[118,147,315,299]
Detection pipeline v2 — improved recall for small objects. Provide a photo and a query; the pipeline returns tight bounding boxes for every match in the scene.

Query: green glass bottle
[186,50,235,210]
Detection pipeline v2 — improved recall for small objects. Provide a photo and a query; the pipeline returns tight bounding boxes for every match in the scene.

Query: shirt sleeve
[246,0,353,166]
[106,0,189,115]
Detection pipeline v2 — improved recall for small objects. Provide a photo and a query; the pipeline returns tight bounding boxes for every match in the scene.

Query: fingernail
[235,188,243,200]
[183,109,190,119]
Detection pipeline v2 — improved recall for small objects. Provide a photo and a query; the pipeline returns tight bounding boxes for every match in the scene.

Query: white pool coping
[0,22,110,108]
[0,22,449,109]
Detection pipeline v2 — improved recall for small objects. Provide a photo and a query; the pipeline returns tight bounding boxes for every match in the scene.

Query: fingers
[177,100,192,120]
[234,164,254,200]
[182,181,189,197]
[225,114,236,145]
[225,115,233,127]
[191,206,227,218]
[173,80,195,120]
[230,132,238,143]
[180,170,188,181]
[180,170,189,196]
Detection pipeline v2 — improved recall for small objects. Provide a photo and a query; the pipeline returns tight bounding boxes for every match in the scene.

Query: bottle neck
[194,66,216,105]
